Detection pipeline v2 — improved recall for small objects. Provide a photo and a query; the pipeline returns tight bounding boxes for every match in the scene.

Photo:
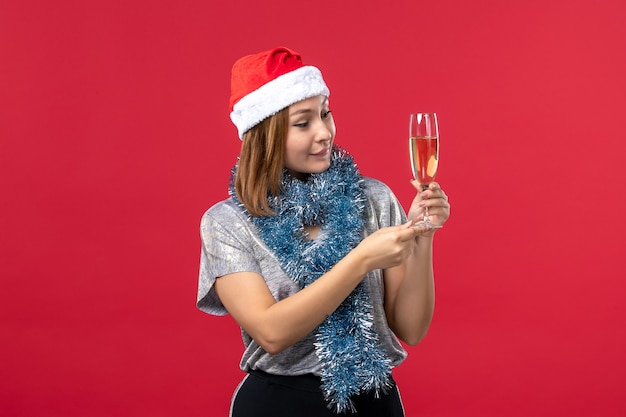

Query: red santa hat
[229,47,330,139]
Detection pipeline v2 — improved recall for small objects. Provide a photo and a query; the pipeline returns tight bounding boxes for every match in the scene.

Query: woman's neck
[286,169,310,181]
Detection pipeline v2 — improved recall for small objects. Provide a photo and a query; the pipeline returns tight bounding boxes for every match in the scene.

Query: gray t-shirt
[197,176,408,376]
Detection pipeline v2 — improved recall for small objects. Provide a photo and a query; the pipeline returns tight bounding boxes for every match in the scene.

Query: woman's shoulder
[361,176,394,199]
[360,176,406,226]
[200,198,247,228]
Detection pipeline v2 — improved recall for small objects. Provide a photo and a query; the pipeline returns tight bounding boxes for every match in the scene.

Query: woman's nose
[316,125,332,142]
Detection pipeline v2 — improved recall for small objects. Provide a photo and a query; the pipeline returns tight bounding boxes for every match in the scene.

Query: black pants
[231,370,405,417]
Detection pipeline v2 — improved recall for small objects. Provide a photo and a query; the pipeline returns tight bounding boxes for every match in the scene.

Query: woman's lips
[311,147,329,157]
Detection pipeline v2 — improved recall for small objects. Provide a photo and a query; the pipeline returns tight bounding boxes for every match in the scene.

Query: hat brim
[230,66,330,139]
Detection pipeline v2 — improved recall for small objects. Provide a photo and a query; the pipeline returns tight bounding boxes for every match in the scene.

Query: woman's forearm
[256,249,371,353]
[386,235,436,345]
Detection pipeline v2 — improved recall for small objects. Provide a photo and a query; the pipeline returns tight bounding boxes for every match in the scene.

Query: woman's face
[284,95,335,179]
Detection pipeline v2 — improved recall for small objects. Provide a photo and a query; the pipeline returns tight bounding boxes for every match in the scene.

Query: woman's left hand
[407,181,450,235]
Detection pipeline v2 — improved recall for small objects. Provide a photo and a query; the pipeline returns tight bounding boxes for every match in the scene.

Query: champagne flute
[409,112,441,230]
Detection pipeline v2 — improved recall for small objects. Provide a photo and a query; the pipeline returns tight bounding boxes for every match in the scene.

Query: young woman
[197,47,450,416]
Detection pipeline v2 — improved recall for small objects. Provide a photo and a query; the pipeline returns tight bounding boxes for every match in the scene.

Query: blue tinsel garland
[229,146,392,413]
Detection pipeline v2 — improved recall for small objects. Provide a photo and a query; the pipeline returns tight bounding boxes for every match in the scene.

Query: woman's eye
[322,110,332,119]
[293,121,309,128]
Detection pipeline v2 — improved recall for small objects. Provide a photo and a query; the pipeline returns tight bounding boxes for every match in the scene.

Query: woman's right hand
[353,221,422,271]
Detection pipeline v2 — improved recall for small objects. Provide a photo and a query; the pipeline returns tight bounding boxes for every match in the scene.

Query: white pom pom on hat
[229,47,330,139]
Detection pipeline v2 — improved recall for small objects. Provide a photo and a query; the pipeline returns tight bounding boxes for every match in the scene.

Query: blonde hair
[235,108,289,216]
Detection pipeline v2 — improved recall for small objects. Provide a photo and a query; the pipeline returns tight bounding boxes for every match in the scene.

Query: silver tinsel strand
[229,147,393,413]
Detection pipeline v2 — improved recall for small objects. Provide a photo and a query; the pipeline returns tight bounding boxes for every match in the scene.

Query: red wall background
[2,1,625,416]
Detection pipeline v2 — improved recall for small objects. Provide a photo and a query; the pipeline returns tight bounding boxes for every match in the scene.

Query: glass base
[411,221,443,231]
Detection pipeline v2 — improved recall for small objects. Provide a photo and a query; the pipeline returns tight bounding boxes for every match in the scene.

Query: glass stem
[420,183,430,226]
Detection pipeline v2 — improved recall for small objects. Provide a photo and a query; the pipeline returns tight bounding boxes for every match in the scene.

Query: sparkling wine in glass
[409,112,441,229]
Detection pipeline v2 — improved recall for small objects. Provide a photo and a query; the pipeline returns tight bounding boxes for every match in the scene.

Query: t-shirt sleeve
[196,206,262,316]
[362,177,408,229]
[386,188,407,227]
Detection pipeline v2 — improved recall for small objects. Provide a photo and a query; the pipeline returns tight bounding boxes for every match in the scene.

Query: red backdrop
[2,1,625,416]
